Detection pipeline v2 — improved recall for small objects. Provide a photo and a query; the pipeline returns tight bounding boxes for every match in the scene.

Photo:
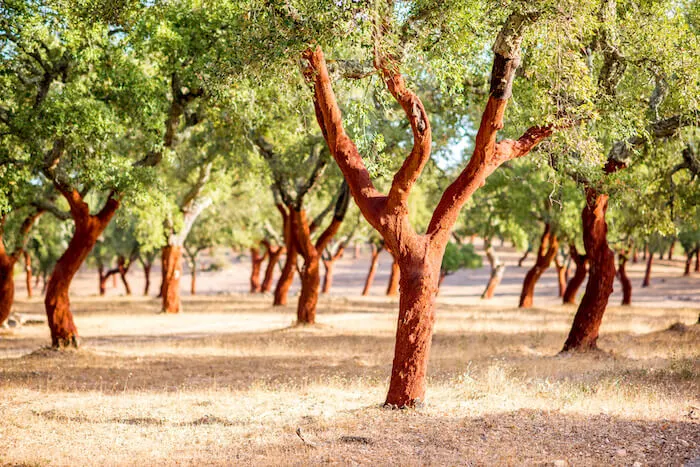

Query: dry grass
[1,293,699,466]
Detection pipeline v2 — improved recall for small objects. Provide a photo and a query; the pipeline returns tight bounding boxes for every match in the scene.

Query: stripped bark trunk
[322,245,344,294]
[667,240,675,260]
[262,243,284,293]
[249,246,267,293]
[302,15,552,406]
[0,251,16,326]
[554,255,567,298]
[695,250,699,272]
[362,244,381,296]
[562,189,616,351]
[45,191,119,347]
[274,204,296,306]
[481,238,505,299]
[519,224,559,308]
[161,244,183,313]
[563,244,587,304]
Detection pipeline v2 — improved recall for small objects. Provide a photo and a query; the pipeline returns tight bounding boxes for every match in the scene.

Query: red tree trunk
[45,192,119,347]
[632,245,638,263]
[0,252,17,326]
[98,266,109,296]
[562,190,616,352]
[262,245,284,293]
[362,245,381,296]
[519,224,559,308]
[517,249,530,267]
[667,240,675,260]
[386,258,400,296]
[563,245,587,304]
[322,260,334,294]
[161,244,183,313]
[249,246,267,293]
[386,252,440,407]
[555,260,567,298]
[695,249,699,272]
[618,252,632,305]
[23,251,33,299]
[117,256,131,296]
[642,254,653,287]
[274,205,296,306]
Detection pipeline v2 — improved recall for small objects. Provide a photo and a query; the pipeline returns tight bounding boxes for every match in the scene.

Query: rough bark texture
[362,245,381,296]
[274,204,296,306]
[563,245,587,304]
[0,252,17,326]
[642,254,653,287]
[249,246,267,293]
[262,243,285,293]
[160,245,183,314]
[562,190,616,352]
[519,224,559,308]
[481,238,505,299]
[45,191,118,347]
[386,258,400,296]
[302,13,549,407]
[293,185,348,324]
[618,252,632,305]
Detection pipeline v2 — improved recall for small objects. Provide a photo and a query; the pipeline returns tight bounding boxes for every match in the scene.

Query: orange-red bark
[386,258,400,296]
[519,224,559,308]
[322,245,344,294]
[362,244,381,296]
[249,246,267,293]
[563,245,587,304]
[23,251,33,298]
[45,191,118,347]
[274,204,297,306]
[161,245,183,313]
[262,242,285,293]
[562,190,616,351]
[618,252,632,305]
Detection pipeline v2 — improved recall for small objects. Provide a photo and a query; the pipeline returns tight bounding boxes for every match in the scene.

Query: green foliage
[441,242,482,276]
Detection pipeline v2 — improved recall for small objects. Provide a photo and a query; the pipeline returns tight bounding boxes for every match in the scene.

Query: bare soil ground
[1,244,699,465]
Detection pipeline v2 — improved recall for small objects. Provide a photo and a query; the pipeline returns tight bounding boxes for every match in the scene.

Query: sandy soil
[1,244,699,465]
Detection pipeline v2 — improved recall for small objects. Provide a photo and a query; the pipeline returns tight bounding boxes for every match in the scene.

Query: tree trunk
[249,246,267,293]
[190,261,196,295]
[632,245,638,263]
[618,252,632,305]
[322,259,333,294]
[386,254,440,408]
[386,258,400,296]
[642,253,653,287]
[555,258,567,298]
[683,251,694,276]
[695,249,699,272]
[261,245,284,293]
[45,193,119,347]
[161,244,183,313]
[667,239,675,260]
[143,262,152,296]
[362,245,380,296]
[642,243,648,260]
[98,264,107,296]
[23,251,33,298]
[562,190,615,352]
[117,256,131,296]
[481,239,505,299]
[297,254,320,324]
[517,248,530,267]
[0,252,17,326]
[519,224,559,308]
[274,205,296,306]
[563,245,587,305]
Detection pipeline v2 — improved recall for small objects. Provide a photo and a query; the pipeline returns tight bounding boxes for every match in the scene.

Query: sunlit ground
[1,247,698,465]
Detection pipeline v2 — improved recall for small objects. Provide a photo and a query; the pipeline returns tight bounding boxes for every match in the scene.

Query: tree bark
[642,253,653,287]
[618,252,632,305]
[321,245,343,294]
[262,244,284,293]
[481,238,505,299]
[562,190,616,352]
[0,252,17,326]
[386,252,440,407]
[519,224,559,308]
[160,244,183,313]
[274,204,296,306]
[667,239,675,260]
[45,191,119,347]
[684,252,693,276]
[292,186,348,324]
[517,248,531,267]
[563,244,587,304]
[117,255,132,296]
[142,262,152,296]
[362,244,381,296]
[695,249,699,272]
[190,261,196,295]
[23,250,33,298]
[386,258,400,296]
[554,256,568,298]
[249,246,267,293]
[632,245,638,263]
